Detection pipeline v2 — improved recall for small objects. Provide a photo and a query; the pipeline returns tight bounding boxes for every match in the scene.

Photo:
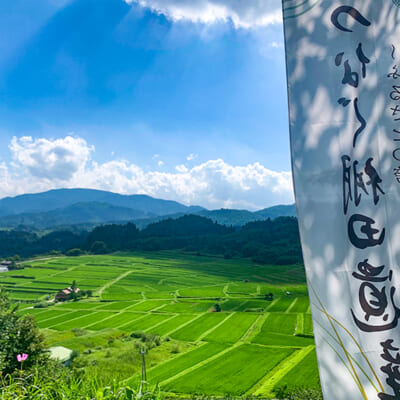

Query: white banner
[282,1,400,399]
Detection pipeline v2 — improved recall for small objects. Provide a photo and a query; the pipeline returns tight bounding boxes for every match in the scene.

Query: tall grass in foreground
[0,370,323,400]
[0,369,161,400]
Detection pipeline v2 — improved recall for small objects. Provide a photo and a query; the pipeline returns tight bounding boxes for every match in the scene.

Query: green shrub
[0,365,162,400]
[90,241,109,254]
[0,288,49,375]
[274,386,323,400]
[66,248,84,256]
[72,328,88,337]
[33,302,50,309]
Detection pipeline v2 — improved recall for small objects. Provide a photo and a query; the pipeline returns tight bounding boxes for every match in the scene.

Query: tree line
[0,215,303,265]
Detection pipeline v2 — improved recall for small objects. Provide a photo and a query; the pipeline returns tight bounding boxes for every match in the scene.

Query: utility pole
[138,347,147,398]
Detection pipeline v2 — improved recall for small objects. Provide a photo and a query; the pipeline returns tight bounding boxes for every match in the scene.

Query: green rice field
[1,251,320,397]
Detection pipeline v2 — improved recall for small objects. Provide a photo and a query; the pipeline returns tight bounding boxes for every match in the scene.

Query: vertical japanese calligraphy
[282,1,400,399]
[387,46,400,184]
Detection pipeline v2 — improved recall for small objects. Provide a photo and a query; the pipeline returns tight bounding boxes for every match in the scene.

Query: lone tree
[0,288,48,375]
[265,292,274,301]
[214,303,222,312]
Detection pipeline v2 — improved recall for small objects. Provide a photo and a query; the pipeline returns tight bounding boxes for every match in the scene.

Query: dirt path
[18,256,63,264]
[98,270,133,296]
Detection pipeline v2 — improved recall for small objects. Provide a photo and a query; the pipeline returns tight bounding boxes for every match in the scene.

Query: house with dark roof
[55,287,80,301]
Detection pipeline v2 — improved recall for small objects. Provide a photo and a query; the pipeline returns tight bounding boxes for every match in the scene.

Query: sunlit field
[3,252,320,397]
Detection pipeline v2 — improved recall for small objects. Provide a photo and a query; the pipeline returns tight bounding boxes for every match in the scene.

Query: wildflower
[16,353,28,362]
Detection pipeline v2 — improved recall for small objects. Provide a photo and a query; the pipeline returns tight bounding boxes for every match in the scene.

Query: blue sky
[0,0,293,210]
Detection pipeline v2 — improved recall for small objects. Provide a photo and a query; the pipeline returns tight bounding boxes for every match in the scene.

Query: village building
[55,287,80,301]
[49,346,73,366]
[0,260,13,272]
[1,260,13,267]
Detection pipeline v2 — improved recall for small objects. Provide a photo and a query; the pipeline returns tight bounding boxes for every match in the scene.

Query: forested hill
[0,188,204,218]
[0,189,296,230]
[0,215,302,266]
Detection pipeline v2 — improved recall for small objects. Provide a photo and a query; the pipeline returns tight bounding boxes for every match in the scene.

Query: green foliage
[0,365,162,400]
[85,223,139,252]
[4,253,317,397]
[67,248,84,257]
[90,240,109,254]
[33,302,50,308]
[265,292,274,301]
[213,303,222,312]
[0,215,302,266]
[0,288,48,375]
[274,386,323,400]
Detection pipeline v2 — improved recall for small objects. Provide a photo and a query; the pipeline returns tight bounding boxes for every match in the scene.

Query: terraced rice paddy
[2,252,320,396]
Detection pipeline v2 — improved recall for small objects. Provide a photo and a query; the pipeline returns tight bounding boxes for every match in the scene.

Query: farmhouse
[55,286,80,301]
[0,260,13,272]
[0,260,13,267]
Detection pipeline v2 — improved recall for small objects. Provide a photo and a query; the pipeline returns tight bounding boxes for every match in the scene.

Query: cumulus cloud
[9,136,93,181]
[2,136,293,210]
[175,164,188,173]
[127,0,282,29]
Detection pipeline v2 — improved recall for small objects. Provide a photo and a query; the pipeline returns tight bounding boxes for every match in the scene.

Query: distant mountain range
[0,189,296,230]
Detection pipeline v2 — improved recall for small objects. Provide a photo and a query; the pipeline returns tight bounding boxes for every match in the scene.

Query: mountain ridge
[0,189,296,229]
[0,188,204,217]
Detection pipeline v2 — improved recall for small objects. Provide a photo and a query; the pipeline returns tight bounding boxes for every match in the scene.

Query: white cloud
[186,153,198,161]
[9,136,93,181]
[175,164,188,173]
[126,0,282,29]
[270,41,283,48]
[1,136,293,210]
[158,160,164,166]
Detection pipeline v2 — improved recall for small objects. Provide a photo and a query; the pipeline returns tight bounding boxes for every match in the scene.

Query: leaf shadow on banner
[283,2,400,399]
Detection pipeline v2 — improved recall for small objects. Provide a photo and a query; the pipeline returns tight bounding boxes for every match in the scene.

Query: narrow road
[98,270,133,295]
[18,256,63,264]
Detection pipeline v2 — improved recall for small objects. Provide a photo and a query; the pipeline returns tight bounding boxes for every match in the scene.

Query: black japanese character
[343,60,359,87]
[342,155,353,214]
[391,105,400,116]
[388,65,400,80]
[335,44,370,88]
[352,259,388,282]
[341,156,381,214]
[356,43,370,79]
[379,361,400,399]
[365,158,385,205]
[381,340,400,364]
[353,97,366,147]
[391,86,400,101]
[338,97,351,107]
[331,6,371,32]
[393,148,400,162]
[352,286,400,332]
[348,214,385,249]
